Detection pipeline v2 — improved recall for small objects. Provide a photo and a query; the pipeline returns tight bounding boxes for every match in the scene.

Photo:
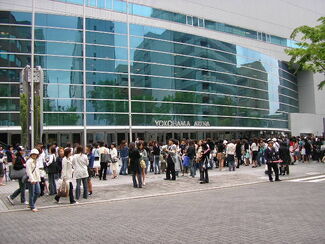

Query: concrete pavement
[0,161,324,212]
[0,174,324,244]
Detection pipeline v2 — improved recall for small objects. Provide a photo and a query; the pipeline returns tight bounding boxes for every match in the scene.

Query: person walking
[187,140,197,178]
[279,141,291,175]
[199,142,210,184]
[7,147,28,205]
[265,140,281,182]
[216,140,225,171]
[119,140,129,175]
[152,141,161,174]
[251,138,259,168]
[164,139,177,181]
[73,146,89,200]
[128,142,142,188]
[56,147,64,178]
[26,149,41,212]
[0,146,5,186]
[86,145,94,196]
[54,148,78,204]
[98,141,109,180]
[235,139,242,168]
[226,140,236,171]
[46,146,58,195]
[110,143,119,179]
[138,142,148,185]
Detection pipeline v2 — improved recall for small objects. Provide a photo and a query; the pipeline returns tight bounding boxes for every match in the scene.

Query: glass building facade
[0,5,299,144]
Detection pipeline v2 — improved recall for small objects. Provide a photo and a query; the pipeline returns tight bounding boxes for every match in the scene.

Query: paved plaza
[0,161,325,212]
[0,162,324,244]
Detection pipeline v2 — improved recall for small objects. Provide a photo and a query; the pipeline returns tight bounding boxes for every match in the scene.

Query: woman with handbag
[110,143,119,179]
[54,148,78,204]
[138,142,148,186]
[7,147,28,205]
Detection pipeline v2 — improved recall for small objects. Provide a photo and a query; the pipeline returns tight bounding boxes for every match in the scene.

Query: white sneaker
[7,196,14,205]
[23,201,29,205]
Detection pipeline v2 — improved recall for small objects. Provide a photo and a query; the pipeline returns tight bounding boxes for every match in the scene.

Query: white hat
[272,138,277,142]
[30,149,39,155]
[223,140,228,145]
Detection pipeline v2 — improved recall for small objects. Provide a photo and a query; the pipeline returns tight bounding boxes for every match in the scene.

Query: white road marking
[289,175,325,183]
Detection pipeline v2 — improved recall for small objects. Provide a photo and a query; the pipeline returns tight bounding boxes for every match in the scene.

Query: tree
[285,17,325,90]
[20,93,29,148]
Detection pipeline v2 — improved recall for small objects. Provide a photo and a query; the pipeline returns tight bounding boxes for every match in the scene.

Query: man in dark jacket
[265,140,281,182]
[279,141,291,175]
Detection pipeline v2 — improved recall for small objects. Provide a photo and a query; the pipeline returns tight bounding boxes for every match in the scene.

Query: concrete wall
[290,113,325,136]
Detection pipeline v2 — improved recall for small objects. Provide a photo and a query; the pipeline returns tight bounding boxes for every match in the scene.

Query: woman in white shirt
[251,138,259,168]
[73,146,89,200]
[54,148,78,204]
[110,143,119,179]
[26,149,41,212]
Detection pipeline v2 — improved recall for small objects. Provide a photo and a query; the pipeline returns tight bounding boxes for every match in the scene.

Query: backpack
[100,153,112,163]
[47,155,59,174]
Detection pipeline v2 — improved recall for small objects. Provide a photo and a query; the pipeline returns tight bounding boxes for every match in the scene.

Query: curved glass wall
[0,10,299,130]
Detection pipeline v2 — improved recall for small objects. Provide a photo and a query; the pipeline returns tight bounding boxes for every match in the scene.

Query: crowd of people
[0,136,324,212]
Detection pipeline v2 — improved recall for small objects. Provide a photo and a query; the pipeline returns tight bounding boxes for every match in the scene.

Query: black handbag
[9,165,26,180]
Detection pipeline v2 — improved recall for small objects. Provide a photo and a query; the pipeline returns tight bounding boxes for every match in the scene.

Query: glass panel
[44,113,83,126]
[87,100,128,112]
[113,0,127,13]
[87,86,128,99]
[0,11,32,25]
[0,39,31,53]
[0,84,19,97]
[86,45,127,59]
[87,113,128,126]
[186,16,193,25]
[86,58,127,72]
[86,18,127,34]
[35,13,83,29]
[35,27,83,42]
[86,72,128,86]
[0,98,19,111]
[35,41,82,56]
[0,53,30,67]
[44,99,83,112]
[86,32,127,47]
[0,69,21,82]
[131,4,153,17]
[0,25,31,39]
[193,17,198,26]
[44,84,83,98]
[35,55,83,70]
[0,113,19,126]
[44,70,83,84]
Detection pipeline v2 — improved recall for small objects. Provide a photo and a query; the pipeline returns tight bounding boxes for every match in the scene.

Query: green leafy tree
[285,17,325,89]
[20,93,29,148]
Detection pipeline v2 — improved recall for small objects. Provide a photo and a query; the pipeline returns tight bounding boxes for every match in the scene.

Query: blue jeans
[154,155,160,174]
[48,173,57,195]
[132,167,142,188]
[28,182,40,210]
[190,158,196,177]
[76,177,88,200]
[10,178,27,203]
[145,160,150,174]
[119,157,129,175]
